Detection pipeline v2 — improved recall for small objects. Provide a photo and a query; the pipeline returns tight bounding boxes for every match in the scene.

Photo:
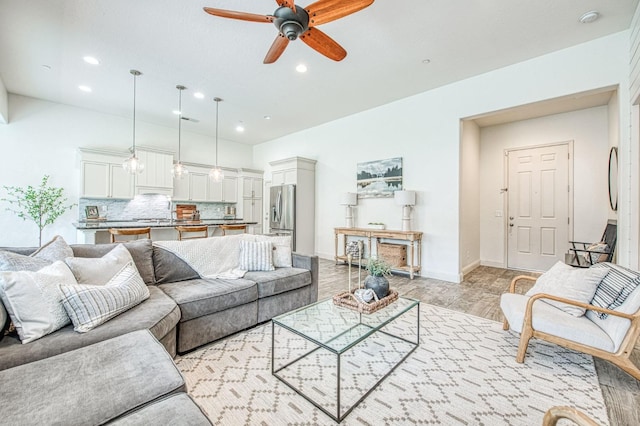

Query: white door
[507,144,570,271]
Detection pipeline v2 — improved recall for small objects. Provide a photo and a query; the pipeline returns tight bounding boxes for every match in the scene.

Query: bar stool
[219,224,247,235]
[175,225,209,241]
[109,227,151,243]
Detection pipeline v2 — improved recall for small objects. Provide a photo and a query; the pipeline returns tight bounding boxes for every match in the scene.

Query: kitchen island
[74,219,259,244]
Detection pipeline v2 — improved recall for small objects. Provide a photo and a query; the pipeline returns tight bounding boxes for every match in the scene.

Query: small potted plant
[364,257,392,300]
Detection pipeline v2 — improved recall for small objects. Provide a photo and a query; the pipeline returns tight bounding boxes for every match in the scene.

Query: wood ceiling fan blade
[299,28,346,61]
[264,34,290,64]
[276,0,296,13]
[203,7,274,23]
[305,0,374,26]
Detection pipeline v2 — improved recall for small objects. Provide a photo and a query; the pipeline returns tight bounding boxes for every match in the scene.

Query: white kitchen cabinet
[172,175,190,201]
[80,150,134,199]
[135,149,174,195]
[208,175,237,202]
[190,172,208,201]
[242,198,262,233]
[238,170,264,234]
[242,176,263,199]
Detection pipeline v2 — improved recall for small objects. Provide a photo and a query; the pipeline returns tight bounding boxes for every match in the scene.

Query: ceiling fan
[203,0,374,64]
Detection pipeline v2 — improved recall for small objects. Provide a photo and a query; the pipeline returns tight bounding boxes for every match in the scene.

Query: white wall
[479,106,610,267]
[253,31,631,283]
[0,94,253,247]
[0,76,7,124]
[459,120,480,274]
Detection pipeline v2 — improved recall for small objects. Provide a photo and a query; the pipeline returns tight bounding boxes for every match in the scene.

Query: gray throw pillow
[64,244,135,285]
[59,262,150,332]
[0,235,73,272]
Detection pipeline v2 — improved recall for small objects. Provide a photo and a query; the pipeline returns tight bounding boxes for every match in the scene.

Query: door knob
[509,216,514,220]
[509,223,514,227]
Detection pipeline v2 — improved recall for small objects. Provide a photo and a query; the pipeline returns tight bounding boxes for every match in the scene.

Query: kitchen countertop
[74,219,257,230]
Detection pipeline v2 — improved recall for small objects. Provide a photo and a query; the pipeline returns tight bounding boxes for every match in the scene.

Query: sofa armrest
[292,252,319,304]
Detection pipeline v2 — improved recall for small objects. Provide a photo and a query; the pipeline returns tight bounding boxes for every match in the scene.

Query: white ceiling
[0,0,637,145]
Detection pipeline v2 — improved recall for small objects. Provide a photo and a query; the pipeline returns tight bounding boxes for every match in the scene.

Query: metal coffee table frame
[271,297,420,422]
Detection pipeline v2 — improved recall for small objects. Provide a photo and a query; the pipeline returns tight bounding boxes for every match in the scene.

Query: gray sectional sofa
[0,238,319,424]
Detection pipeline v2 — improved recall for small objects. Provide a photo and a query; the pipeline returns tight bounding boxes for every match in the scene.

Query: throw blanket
[154,234,252,279]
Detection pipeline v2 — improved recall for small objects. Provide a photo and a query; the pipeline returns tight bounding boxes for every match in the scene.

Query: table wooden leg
[335,232,339,264]
[410,240,415,279]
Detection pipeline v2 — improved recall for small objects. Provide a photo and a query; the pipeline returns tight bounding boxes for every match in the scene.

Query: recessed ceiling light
[422,59,431,64]
[579,10,600,24]
[236,122,245,132]
[264,115,271,120]
[83,56,100,65]
[194,92,205,99]
[296,64,307,73]
[172,110,181,115]
[78,85,92,93]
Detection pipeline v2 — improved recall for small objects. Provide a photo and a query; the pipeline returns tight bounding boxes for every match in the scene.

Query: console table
[334,227,423,279]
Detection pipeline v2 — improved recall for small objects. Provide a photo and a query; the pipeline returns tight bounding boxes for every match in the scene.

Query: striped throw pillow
[590,263,640,319]
[59,262,150,332]
[239,241,274,272]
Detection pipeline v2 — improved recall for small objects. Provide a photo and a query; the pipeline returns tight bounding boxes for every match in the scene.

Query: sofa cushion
[153,246,199,284]
[0,261,76,343]
[0,330,185,426]
[0,286,179,371]
[500,292,614,352]
[60,263,150,332]
[65,244,134,285]
[159,278,257,322]
[107,393,212,425]
[244,268,312,298]
[71,240,155,285]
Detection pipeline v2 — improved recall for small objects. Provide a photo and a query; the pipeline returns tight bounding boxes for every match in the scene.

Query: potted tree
[364,257,392,300]
[2,175,75,246]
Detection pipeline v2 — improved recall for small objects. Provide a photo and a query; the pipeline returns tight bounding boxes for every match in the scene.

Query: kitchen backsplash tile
[79,195,231,221]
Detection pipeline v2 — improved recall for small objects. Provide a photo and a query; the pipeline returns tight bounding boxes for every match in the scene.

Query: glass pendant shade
[124,69,144,175]
[209,97,224,182]
[172,85,189,179]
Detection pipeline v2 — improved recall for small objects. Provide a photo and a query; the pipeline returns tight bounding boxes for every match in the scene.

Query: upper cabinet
[239,169,264,233]
[135,149,173,196]
[173,165,237,203]
[80,149,134,199]
[208,174,237,203]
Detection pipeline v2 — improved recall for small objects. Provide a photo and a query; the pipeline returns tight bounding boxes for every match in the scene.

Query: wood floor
[317,258,640,425]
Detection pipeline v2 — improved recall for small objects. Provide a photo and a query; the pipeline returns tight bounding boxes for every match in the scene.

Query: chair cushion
[583,242,609,264]
[589,262,640,319]
[244,268,312,298]
[525,261,607,317]
[158,278,257,322]
[500,293,614,352]
[586,282,640,352]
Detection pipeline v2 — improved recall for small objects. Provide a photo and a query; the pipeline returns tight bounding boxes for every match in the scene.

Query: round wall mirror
[608,146,618,211]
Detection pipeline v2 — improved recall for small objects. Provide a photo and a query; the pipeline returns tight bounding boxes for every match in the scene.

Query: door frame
[502,140,575,271]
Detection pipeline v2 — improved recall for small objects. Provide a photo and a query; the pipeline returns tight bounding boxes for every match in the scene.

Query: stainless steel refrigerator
[269,184,296,251]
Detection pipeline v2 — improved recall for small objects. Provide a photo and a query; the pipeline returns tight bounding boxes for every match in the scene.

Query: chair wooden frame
[219,224,247,235]
[542,406,599,426]
[175,225,208,241]
[109,227,151,243]
[503,275,640,381]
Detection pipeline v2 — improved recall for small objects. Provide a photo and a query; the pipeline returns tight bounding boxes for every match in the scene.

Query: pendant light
[123,69,145,174]
[209,97,224,182]
[171,85,189,179]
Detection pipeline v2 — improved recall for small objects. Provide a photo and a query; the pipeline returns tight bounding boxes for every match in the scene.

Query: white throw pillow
[59,262,150,332]
[0,261,76,343]
[525,261,609,317]
[239,240,275,272]
[255,235,293,268]
[64,244,135,285]
[0,235,73,272]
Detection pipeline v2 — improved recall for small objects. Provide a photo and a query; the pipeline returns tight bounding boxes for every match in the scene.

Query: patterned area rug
[176,304,609,425]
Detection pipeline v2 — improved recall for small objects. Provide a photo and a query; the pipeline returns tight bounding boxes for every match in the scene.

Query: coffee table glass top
[272,296,419,353]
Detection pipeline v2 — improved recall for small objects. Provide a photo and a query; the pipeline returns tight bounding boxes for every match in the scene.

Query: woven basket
[332,288,399,314]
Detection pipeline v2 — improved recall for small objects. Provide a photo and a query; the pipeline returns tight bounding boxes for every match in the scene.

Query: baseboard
[480,260,506,269]
[462,260,481,277]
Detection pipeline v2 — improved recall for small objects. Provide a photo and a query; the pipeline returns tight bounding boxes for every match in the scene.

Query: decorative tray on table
[332,288,399,314]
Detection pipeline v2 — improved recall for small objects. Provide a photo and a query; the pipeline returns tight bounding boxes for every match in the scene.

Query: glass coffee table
[271,296,420,422]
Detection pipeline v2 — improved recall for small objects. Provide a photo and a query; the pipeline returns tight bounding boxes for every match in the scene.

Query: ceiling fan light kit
[123,69,145,175]
[203,0,374,64]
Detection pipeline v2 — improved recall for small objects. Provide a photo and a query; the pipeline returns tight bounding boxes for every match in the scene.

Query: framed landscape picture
[357,157,403,198]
